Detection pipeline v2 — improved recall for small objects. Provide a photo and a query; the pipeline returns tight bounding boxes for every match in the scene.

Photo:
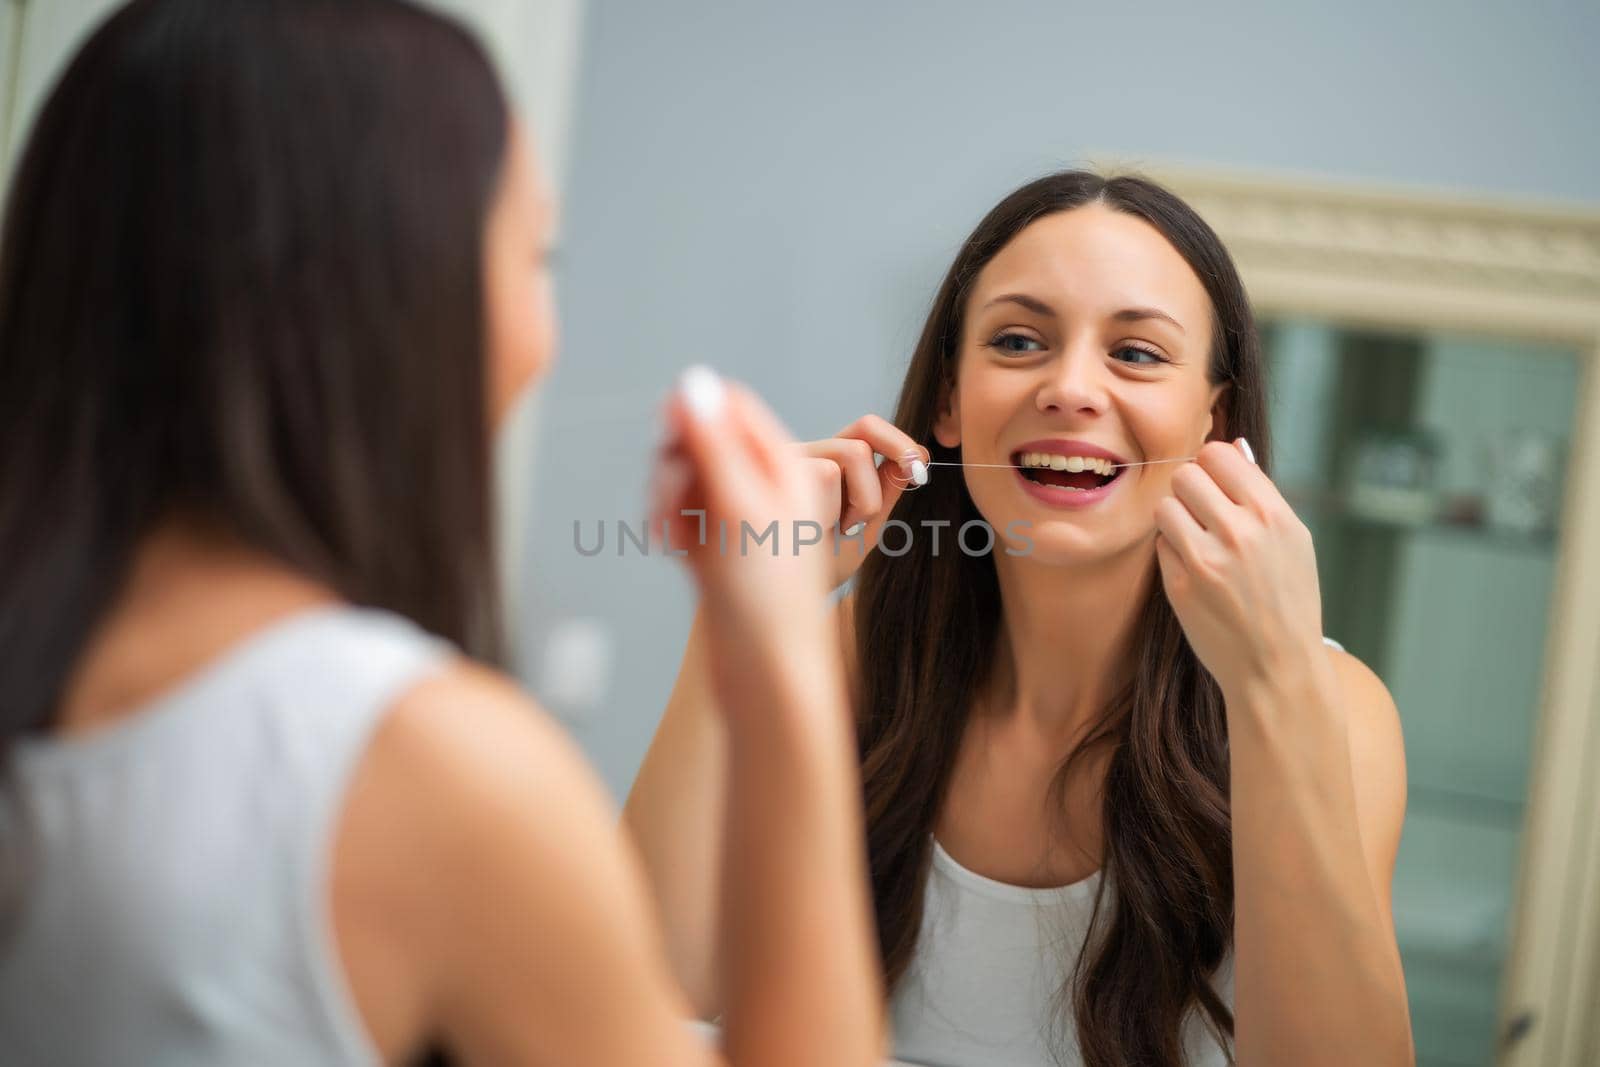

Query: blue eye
[1113,344,1167,365]
[988,331,1044,355]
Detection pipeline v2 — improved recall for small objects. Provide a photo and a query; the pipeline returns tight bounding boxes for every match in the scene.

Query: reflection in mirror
[1263,319,1580,1066]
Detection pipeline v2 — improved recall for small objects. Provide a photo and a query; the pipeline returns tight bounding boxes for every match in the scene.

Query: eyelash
[1114,342,1169,366]
[983,331,1170,365]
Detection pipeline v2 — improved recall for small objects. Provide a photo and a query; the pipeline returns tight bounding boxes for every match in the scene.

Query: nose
[1034,342,1110,418]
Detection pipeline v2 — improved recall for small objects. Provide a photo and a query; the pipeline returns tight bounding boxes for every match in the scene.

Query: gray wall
[524,0,1600,796]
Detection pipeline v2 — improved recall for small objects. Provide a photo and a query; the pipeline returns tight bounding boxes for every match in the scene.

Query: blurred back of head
[0,0,512,737]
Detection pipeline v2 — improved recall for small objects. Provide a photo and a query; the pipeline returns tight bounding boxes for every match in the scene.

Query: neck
[984,536,1158,746]
[55,511,336,731]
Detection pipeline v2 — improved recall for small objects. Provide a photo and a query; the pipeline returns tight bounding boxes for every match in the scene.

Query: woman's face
[935,203,1228,566]
[485,122,558,432]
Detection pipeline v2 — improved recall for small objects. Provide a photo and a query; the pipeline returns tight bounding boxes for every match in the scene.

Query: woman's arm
[1154,439,1413,1066]
[625,596,860,1019]
[337,621,879,1066]
[337,375,884,1066]
[624,606,728,1017]
[625,412,917,1016]
[1224,647,1413,1067]
[641,372,884,1064]
[335,664,720,1066]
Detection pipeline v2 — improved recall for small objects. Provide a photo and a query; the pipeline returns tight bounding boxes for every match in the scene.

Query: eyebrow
[981,293,1186,335]
[1112,306,1186,334]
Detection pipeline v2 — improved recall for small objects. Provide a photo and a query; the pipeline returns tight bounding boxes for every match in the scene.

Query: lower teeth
[1019,465,1117,492]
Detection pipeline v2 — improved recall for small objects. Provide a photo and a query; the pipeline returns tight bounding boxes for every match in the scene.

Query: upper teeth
[1018,452,1116,475]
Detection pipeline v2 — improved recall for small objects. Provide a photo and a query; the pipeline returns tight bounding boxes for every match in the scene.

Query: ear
[1204,382,1231,444]
[932,379,961,449]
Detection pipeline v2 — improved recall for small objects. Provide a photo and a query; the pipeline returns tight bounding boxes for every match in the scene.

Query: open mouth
[1012,450,1124,493]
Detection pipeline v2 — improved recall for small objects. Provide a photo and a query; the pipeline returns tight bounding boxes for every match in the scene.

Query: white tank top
[890,636,1345,1065]
[0,604,456,1066]
[889,839,1234,1066]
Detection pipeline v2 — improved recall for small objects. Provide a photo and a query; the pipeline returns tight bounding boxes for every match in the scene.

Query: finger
[1170,460,1241,536]
[871,461,912,521]
[800,415,928,510]
[1154,530,1189,589]
[648,450,692,521]
[723,383,798,482]
[833,413,928,477]
[668,368,762,519]
[1153,495,1207,573]
[647,451,698,549]
[797,456,845,526]
[804,438,883,529]
[1195,439,1272,512]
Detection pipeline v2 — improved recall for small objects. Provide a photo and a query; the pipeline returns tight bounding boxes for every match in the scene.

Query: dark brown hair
[0,0,510,745]
[855,171,1270,1066]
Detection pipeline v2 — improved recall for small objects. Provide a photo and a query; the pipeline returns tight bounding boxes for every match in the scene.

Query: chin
[998,518,1153,569]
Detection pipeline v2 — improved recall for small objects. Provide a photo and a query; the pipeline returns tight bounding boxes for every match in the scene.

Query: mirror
[1262,320,1581,1065]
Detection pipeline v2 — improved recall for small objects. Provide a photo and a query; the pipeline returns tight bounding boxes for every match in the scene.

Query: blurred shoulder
[335,661,693,1063]
[375,657,608,820]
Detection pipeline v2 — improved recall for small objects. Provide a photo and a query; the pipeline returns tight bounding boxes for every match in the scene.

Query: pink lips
[1009,439,1133,511]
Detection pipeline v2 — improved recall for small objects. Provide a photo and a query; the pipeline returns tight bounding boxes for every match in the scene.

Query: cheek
[489,269,557,403]
[1123,384,1211,463]
[522,272,557,380]
[957,366,1030,453]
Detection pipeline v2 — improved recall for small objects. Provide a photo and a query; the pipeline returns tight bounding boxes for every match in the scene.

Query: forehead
[969,203,1211,327]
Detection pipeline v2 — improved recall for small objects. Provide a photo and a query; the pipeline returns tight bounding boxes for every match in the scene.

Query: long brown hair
[0,0,511,960]
[855,171,1270,1066]
[0,0,510,741]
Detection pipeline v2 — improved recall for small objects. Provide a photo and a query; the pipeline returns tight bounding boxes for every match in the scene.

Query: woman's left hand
[1153,438,1326,700]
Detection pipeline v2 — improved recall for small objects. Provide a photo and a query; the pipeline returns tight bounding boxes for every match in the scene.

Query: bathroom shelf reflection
[1407,781,1524,829]
[1282,487,1557,554]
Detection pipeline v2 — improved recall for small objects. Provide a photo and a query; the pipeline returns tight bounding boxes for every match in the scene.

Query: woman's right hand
[649,368,846,718]
[795,414,930,589]
[644,367,886,1064]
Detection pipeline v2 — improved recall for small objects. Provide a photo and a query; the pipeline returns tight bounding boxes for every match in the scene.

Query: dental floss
[921,456,1198,471]
[883,455,1201,492]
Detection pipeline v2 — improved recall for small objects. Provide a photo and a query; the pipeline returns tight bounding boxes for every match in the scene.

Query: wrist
[1222,638,1340,723]
[707,611,850,725]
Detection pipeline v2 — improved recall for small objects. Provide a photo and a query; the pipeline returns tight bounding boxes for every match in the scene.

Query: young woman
[0,2,882,1064]
[627,173,1414,1066]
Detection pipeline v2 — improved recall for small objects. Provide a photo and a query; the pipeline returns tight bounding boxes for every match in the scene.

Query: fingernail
[898,449,923,483]
[1235,437,1256,465]
[679,365,724,422]
[844,521,866,536]
[910,459,929,486]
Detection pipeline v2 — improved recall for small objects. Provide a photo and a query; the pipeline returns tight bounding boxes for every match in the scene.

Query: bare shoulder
[348,657,627,929]
[1324,646,1406,772]
[377,658,599,805]
[1323,646,1408,900]
[334,660,697,1064]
